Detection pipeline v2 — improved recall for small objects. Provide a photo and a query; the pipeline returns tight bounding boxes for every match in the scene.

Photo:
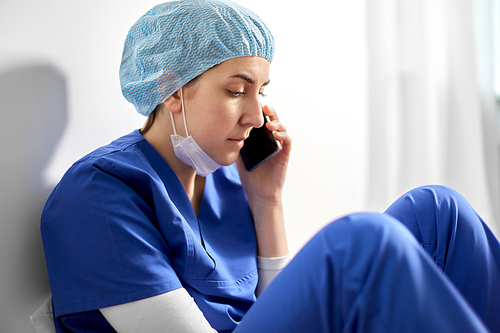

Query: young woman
[39,1,500,332]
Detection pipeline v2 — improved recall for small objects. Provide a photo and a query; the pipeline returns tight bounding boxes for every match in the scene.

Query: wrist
[247,194,282,214]
[249,199,288,257]
[249,197,283,226]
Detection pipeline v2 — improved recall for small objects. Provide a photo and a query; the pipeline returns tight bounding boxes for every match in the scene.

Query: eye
[228,90,246,97]
[259,92,267,97]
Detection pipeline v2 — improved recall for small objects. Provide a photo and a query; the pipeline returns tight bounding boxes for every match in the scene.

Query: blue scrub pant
[235,185,500,332]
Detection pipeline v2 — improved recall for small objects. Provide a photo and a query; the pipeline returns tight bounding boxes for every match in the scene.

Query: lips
[228,131,250,144]
[228,137,246,149]
[228,138,245,145]
[228,134,248,141]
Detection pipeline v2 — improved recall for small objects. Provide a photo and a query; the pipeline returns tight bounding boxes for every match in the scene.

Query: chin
[217,153,240,166]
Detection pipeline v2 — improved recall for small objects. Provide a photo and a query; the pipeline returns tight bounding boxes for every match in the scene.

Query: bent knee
[384,185,467,226]
[407,185,470,210]
[319,213,418,253]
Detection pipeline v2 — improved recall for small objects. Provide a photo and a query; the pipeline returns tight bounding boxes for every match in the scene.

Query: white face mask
[169,88,222,177]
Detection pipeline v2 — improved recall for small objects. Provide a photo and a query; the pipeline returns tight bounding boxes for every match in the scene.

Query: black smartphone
[240,112,281,171]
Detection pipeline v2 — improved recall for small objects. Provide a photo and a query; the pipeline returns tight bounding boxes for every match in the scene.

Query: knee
[401,185,463,208]
[412,184,462,202]
[383,185,483,265]
[384,185,468,224]
[318,213,418,256]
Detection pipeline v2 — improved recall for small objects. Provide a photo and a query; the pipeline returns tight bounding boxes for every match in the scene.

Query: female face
[180,56,270,166]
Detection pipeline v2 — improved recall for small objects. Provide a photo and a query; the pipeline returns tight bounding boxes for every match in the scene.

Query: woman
[42,2,288,332]
[39,1,499,332]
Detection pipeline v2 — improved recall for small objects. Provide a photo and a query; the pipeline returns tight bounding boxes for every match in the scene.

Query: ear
[163,90,182,113]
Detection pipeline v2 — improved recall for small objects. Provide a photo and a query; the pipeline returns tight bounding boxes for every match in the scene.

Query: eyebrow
[229,73,270,87]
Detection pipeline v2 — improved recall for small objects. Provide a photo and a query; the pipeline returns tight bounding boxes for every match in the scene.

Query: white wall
[0,0,367,331]
[245,1,369,248]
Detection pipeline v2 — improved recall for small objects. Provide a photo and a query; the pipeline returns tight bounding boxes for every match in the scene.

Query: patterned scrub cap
[120,0,275,116]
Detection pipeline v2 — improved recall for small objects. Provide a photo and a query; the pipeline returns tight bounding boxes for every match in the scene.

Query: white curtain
[366,0,499,235]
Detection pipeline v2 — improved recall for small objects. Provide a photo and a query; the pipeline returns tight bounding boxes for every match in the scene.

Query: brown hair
[140,105,159,135]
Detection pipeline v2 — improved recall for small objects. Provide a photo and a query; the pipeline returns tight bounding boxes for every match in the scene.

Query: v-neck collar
[134,131,206,225]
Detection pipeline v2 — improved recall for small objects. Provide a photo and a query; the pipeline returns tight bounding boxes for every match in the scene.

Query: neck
[142,108,204,212]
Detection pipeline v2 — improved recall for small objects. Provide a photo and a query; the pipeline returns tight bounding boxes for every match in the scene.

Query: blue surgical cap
[120,0,275,116]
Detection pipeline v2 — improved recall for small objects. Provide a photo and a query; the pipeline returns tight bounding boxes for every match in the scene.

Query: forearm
[236,104,291,258]
[250,198,289,258]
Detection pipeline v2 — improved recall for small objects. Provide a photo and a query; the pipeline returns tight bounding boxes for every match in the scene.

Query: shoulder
[75,130,151,171]
[42,131,162,218]
[61,130,158,186]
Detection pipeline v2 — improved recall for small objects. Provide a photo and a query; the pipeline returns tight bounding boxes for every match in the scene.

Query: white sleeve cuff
[256,253,291,296]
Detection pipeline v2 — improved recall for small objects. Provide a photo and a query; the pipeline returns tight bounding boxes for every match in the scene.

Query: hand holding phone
[240,104,282,172]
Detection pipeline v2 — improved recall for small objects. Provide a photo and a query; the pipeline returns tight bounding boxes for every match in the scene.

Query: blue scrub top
[41,130,258,332]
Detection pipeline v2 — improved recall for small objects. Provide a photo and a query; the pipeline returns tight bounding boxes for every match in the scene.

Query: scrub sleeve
[235,185,499,333]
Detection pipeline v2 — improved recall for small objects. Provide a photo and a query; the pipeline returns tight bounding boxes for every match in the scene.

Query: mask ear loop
[169,87,190,137]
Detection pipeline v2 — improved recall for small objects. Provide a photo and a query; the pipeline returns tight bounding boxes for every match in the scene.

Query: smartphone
[240,110,282,172]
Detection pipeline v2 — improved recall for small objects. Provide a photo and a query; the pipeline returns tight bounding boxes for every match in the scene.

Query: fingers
[262,105,291,148]
[263,105,285,131]
[273,128,291,152]
[266,119,287,133]
[262,105,278,121]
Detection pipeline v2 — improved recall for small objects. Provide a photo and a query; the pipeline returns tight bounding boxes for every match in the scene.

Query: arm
[237,105,292,258]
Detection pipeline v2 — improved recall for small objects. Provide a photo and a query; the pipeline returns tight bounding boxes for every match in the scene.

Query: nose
[241,95,264,128]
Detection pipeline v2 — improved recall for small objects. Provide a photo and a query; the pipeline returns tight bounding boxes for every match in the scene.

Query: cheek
[186,95,237,139]
[200,105,233,128]
[188,106,223,142]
